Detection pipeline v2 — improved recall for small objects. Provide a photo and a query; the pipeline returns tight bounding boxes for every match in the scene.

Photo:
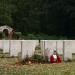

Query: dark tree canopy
[0,0,75,37]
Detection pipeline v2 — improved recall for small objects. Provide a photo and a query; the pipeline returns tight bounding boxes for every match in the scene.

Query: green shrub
[32,54,44,63]
[35,45,41,50]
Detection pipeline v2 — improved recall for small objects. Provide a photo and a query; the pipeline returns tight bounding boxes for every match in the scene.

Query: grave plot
[21,40,27,59]
[64,40,72,61]
[10,40,21,57]
[3,40,10,53]
[40,40,45,56]
[40,40,56,61]
[45,40,57,61]
[56,40,64,60]
[21,40,39,60]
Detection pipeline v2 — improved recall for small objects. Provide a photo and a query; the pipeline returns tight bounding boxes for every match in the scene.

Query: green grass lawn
[0,58,75,75]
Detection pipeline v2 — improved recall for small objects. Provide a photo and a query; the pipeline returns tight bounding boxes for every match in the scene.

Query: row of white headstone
[0,40,39,60]
[40,40,75,61]
[0,40,75,61]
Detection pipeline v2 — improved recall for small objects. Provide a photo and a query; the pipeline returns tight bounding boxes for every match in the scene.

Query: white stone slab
[0,40,3,49]
[40,40,45,56]
[57,40,63,55]
[21,40,38,59]
[70,40,75,53]
[3,40,10,53]
[64,40,72,61]
[45,40,57,61]
[40,40,57,61]
[10,40,21,56]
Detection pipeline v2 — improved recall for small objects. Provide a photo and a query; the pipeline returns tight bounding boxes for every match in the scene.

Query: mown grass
[0,58,75,75]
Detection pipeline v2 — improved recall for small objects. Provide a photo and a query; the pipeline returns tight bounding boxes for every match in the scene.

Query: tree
[0,0,75,37]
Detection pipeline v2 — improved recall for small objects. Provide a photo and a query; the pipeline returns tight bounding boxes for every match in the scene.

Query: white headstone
[40,40,45,56]
[10,40,21,56]
[57,40,63,55]
[40,40,56,61]
[0,40,3,49]
[70,40,75,53]
[45,40,56,61]
[64,40,72,61]
[21,40,38,60]
[3,40,10,53]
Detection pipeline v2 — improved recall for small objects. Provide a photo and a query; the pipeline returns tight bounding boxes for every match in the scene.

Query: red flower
[50,55,62,63]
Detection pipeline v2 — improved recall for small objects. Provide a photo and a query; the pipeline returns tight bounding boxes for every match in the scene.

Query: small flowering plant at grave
[32,54,44,63]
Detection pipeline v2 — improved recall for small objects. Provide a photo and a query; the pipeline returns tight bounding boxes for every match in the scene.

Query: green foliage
[35,45,41,50]
[13,32,22,39]
[23,34,68,40]
[32,54,44,62]
[0,0,75,38]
